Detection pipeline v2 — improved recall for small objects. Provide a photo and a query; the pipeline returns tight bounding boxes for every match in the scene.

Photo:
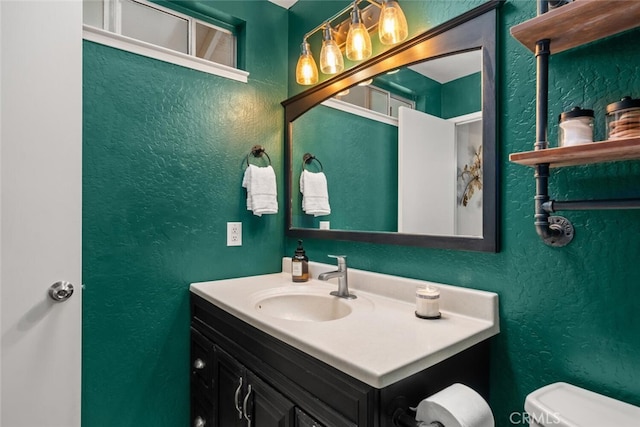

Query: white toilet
[525,382,640,427]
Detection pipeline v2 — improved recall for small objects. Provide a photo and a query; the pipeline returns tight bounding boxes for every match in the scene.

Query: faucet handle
[328,254,347,268]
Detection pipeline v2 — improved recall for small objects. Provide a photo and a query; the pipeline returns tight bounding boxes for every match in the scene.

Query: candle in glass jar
[416,285,440,318]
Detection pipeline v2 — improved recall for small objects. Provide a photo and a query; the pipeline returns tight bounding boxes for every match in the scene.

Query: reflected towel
[300,170,330,216]
[242,164,278,216]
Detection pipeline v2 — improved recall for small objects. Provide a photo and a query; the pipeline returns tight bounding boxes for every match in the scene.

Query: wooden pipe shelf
[510,0,640,55]
[509,137,640,168]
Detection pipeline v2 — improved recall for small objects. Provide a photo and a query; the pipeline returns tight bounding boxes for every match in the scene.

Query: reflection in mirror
[292,50,483,237]
[283,1,499,252]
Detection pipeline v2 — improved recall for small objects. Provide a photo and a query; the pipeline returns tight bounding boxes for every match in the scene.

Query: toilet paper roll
[415,383,494,427]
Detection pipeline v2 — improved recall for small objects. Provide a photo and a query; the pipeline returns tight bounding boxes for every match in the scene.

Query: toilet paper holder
[390,383,494,427]
[392,408,442,427]
[390,397,442,427]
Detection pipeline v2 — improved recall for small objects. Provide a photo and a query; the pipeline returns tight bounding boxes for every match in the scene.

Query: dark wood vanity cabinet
[191,328,297,427]
[216,346,296,427]
[191,293,490,427]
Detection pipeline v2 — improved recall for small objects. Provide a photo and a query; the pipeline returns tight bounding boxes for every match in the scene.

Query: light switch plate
[227,222,242,246]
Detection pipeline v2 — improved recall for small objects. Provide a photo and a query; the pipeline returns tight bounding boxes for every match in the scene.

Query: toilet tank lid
[524,382,640,427]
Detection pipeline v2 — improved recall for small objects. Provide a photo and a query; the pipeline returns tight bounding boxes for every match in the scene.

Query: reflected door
[398,107,456,235]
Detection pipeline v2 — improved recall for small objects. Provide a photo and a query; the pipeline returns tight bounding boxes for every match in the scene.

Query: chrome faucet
[317,255,356,299]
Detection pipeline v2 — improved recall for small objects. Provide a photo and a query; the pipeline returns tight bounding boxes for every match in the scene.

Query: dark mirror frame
[282,0,500,252]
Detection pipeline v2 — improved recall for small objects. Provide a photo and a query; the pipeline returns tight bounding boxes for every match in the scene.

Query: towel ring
[302,153,323,172]
[246,145,271,167]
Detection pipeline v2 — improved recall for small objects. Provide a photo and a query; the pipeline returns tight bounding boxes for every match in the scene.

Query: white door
[1,1,82,426]
[398,107,455,235]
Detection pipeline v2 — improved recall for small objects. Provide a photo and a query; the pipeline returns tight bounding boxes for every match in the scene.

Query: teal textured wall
[82,1,288,425]
[287,1,640,427]
[442,72,482,118]
[292,105,398,231]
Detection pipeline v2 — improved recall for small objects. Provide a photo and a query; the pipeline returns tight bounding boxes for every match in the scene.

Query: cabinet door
[244,371,295,427]
[215,347,245,427]
[294,408,326,427]
[191,328,214,426]
[191,398,213,427]
[191,328,214,392]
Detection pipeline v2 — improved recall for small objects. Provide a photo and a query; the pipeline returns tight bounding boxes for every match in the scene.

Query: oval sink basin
[254,293,352,322]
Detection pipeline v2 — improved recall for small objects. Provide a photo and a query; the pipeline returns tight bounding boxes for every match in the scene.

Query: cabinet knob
[193,416,206,427]
[193,358,206,370]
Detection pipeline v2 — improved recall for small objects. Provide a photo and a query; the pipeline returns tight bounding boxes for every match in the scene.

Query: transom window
[83,0,242,79]
[336,85,415,119]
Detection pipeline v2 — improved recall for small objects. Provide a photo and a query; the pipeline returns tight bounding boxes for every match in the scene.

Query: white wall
[455,119,483,236]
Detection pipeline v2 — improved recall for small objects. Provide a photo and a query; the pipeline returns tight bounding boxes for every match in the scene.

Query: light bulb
[378,0,408,45]
[319,23,344,74]
[346,4,372,61]
[296,42,318,85]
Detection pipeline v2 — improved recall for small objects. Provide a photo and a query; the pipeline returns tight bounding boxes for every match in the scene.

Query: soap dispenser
[292,240,309,282]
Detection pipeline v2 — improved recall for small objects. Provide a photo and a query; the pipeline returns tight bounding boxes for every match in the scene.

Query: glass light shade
[320,25,344,74]
[346,22,372,61]
[378,0,408,45]
[296,42,318,85]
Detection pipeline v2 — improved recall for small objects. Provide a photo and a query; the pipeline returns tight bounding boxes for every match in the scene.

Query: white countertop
[190,258,499,388]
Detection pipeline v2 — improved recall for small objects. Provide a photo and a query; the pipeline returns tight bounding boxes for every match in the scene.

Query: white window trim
[321,98,399,127]
[83,0,248,83]
[322,99,482,127]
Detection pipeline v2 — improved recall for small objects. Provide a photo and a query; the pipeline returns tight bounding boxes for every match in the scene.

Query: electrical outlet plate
[227,222,242,246]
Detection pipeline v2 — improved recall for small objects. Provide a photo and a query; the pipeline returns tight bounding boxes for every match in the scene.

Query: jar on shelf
[548,0,572,9]
[606,96,640,140]
[558,106,594,147]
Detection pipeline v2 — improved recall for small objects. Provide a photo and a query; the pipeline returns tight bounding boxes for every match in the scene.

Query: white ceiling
[409,50,482,84]
[268,0,298,9]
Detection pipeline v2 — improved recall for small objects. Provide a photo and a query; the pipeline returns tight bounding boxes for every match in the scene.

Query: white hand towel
[242,164,278,216]
[300,169,330,217]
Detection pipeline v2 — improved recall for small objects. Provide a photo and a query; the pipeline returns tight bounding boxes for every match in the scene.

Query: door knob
[48,281,74,302]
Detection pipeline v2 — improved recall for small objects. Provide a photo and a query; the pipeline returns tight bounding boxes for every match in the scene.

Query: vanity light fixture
[295,0,409,86]
[378,0,409,45]
[346,0,373,61]
[296,41,319,85]
[320,23,344,74]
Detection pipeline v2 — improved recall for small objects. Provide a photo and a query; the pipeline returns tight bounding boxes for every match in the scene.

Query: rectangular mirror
[283,1,500,252]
